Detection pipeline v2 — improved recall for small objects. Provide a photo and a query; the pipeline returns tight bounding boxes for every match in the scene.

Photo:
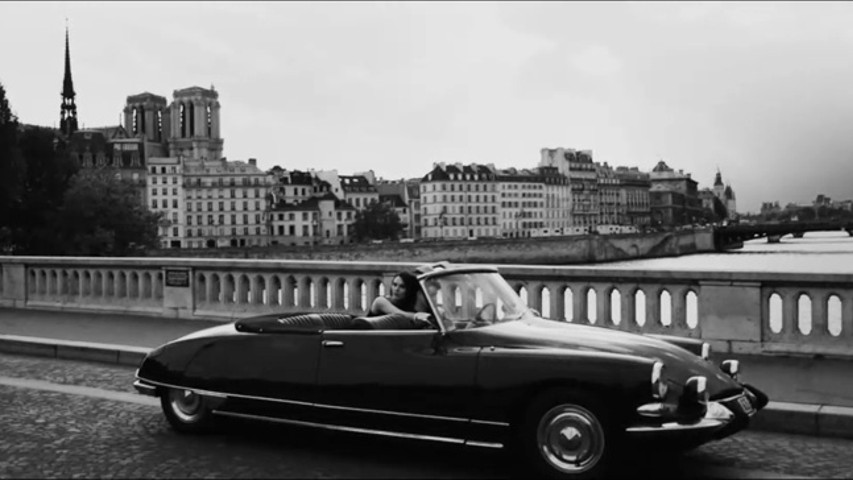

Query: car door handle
[322,340,344,348]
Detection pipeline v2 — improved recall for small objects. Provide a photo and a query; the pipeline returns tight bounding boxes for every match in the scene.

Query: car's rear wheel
[161,387,215,434]
[515,390,616,480]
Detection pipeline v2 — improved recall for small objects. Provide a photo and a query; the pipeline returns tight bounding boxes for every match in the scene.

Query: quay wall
[147,230,716,265]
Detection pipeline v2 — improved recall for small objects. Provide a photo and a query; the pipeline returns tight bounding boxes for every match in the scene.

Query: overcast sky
[2,2,853,213]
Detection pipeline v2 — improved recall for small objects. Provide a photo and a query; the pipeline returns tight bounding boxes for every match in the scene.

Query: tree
[0,82,25,251]
[49,170,162,256]
[351,201,404,242]
[8,126,79,253]
[712,196,728,221]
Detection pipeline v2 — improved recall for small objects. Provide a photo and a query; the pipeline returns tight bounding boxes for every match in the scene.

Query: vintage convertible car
[134,262,769,479]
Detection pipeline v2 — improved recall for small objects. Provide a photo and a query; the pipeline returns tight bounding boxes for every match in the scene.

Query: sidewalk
[1,306,852,439]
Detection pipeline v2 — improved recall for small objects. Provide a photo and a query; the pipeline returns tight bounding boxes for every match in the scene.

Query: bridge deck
[1,307,852,408]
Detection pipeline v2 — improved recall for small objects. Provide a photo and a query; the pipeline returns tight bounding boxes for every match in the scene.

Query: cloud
[571,45,623,77]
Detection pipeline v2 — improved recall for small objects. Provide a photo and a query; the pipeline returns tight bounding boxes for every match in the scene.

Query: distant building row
[60,85,738,248]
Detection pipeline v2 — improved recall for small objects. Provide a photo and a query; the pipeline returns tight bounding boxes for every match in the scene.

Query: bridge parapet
[1,256,851,358]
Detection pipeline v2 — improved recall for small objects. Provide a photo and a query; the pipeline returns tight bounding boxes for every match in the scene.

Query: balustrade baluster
[670,287,691,335]
[843,293,853,341]
[781,289,799,339]
[548,283,564,320]
[619,288,636,332]
[348,278,361,313]
[571,284,587,324]
[645,288,661,333]
[235,274,248,304]
[812,291,830,338]
[594,285,609,328]
[526,283,543,314]
[203,273,213,306]
[300,276,313,308]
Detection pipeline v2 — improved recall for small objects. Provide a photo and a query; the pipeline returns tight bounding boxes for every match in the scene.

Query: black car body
[134,263,768,479]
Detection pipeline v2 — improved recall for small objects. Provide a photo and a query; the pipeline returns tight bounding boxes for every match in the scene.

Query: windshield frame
[417,267,531,333]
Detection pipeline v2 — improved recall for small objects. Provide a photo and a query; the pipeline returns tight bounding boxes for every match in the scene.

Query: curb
[0,334,150,367]
[1,335,852,441]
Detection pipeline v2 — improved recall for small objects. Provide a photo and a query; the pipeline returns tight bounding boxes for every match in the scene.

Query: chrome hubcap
[536,404,605,474]
[169,389,204,423]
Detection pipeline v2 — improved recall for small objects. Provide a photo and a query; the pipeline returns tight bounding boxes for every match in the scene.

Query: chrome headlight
[721,359,740,380]
[701,342,711,360]
[683,375,709,405]
[651,361,669,400]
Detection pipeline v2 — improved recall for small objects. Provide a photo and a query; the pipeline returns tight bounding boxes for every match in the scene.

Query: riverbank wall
[147,229,716,265]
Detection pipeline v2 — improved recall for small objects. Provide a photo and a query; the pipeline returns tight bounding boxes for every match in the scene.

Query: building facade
[420,163,500,240]
[648,161,703,228]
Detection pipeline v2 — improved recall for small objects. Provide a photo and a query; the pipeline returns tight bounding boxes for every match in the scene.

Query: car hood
[457,317,740,395]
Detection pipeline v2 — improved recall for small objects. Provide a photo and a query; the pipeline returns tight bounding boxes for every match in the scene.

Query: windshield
[420,271,534,331]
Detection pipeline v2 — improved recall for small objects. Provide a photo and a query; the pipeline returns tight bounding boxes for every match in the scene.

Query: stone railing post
[699,281,762,354]
[163,267,193,318]
[0,262,26,308]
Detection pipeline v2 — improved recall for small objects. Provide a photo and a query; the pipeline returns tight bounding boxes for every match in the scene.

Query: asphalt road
[1,352,851,479]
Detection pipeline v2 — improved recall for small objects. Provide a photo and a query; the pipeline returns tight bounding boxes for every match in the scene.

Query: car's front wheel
[515,390,616,480]
[161,387,216,434]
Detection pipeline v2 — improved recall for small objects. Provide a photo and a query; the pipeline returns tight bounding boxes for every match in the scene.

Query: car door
[183,333,322,420]
[315,329,479,439]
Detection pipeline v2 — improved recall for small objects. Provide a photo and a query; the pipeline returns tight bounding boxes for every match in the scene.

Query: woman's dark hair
[392,271,420,312]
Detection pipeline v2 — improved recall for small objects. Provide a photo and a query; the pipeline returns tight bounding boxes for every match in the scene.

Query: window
[151,200,157,208]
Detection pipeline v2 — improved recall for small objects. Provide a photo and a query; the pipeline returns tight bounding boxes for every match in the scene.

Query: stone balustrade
[1,256,851,358]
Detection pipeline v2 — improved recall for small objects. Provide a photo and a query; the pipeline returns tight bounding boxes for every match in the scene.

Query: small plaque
[165,268,190,288]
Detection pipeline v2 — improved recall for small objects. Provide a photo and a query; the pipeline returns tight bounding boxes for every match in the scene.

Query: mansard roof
[272,193,356,212]
[277,170,315,185]
[421,163,496,182]
[340,175,377,192]
[379,194,407,208]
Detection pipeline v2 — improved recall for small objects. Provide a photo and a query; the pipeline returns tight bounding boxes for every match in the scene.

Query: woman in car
[368,271,433,328]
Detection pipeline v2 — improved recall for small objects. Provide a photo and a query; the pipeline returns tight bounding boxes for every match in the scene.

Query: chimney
[249,158,257,166]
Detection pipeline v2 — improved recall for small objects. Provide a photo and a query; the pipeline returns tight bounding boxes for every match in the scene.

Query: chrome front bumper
[625,398,742,437]
[133,379,158,397]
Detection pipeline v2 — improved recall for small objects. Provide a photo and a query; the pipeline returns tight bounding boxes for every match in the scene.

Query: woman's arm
[370,296,432,327]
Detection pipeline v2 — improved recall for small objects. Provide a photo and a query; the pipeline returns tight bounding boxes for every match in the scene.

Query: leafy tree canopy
[49,171,163,256]
[0,82,24,248]
[352,200,404,242]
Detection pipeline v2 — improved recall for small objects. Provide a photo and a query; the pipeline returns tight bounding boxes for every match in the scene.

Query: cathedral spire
[60,21,78,137]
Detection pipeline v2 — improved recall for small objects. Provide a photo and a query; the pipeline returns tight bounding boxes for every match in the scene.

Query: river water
[600,230,853,274]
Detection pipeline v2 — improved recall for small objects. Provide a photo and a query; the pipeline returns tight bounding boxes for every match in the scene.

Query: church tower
[59,25,78,137]
[712,169,725,200]
[167,86,223,161]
